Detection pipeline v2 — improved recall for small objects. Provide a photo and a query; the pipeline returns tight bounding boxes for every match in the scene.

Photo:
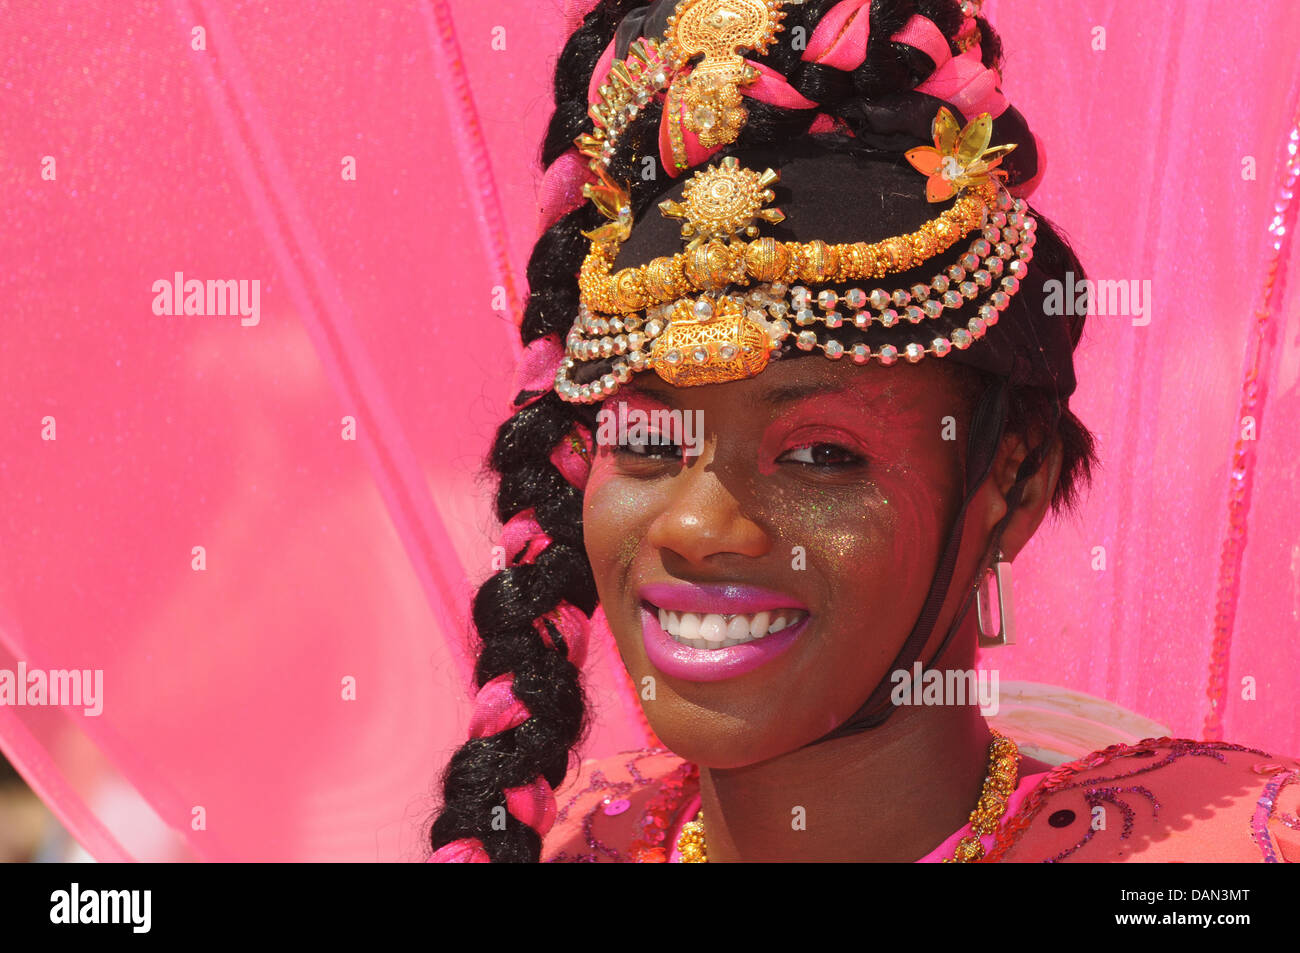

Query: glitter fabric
[987,738,1299,863]
[545,738,1300,862]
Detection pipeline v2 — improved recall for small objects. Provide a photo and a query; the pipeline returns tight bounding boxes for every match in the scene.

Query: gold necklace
[676,730,1019,863]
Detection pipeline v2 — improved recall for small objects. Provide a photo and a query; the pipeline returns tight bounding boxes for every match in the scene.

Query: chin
[638,699,814,770]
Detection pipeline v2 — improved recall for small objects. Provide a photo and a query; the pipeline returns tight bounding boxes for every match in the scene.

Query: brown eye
[778,443,865,469]
[614,433,681,460]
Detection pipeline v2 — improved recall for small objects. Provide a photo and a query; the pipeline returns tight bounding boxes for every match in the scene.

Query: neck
[695,637,998,862]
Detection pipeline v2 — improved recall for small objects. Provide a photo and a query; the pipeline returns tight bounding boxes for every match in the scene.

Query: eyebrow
[758,381,858,406]
[627,380,863,409]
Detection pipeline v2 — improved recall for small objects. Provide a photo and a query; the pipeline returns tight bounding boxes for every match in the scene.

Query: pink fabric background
[1,0,1297,861]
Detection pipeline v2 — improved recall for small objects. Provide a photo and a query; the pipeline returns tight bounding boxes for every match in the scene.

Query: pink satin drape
[1,0,1297,861]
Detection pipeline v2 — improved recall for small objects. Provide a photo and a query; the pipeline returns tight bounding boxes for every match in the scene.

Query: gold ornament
[579,179,994,315]
[649,294,773,387]
[676,730,1020,862]
[943,730,1020,863]
[578,38,680,238]
[659,156,784,247]
[665,0,791,158]
[677,812,708,863]
[556,103,1033,405]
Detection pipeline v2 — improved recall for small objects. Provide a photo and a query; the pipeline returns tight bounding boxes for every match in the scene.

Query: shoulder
[543,747,697,863]
[989,737,1300,862]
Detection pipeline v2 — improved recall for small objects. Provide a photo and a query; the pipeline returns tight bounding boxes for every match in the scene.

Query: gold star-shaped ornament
[658,156,784,248]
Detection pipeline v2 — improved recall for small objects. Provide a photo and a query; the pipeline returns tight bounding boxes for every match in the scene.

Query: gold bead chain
[675,730,1019,863]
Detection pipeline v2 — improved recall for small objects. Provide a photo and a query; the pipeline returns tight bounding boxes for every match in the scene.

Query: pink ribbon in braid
[534,601,592,667]
[504,779,559,835]
[428,839,490,862]
[509,335,593,486]
[468,673,532,738]
[890,12,1044,197]
[803,0,872,70]
[501,508,553,566]
[893,14,1007,120]
[512,334,564,407]
[427,672,534,863]
[549,422,592,491]
[537,149,595,238]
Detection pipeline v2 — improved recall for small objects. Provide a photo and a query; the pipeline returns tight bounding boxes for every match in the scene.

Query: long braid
[427,3,636,864]
[430,0,1098,862]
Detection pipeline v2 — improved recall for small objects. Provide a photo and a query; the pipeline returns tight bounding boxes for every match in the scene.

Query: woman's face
[582,354,979,768]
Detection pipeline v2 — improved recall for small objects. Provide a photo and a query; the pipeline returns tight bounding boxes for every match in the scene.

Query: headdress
[549,0,1070,405]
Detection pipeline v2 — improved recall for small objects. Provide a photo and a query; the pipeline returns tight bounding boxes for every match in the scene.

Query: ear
[977,430,1064,562]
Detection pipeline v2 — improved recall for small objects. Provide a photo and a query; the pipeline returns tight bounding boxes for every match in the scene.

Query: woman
[428,0,1300,862]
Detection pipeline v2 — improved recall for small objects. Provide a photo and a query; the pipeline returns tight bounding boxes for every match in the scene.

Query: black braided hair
[429,0,1097,863]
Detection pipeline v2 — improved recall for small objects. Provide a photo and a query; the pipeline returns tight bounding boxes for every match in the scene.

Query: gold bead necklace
[675,730,1019,863]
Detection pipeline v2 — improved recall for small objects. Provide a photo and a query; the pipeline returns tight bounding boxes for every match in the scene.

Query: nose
[645,445,771,566]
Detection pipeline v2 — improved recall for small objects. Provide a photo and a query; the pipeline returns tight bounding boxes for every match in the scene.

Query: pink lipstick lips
[637,582,810,682]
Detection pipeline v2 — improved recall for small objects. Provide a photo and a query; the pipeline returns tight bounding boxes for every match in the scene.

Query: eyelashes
[613,439,866,471]
[776,443,866,470]
[612,431,680,459]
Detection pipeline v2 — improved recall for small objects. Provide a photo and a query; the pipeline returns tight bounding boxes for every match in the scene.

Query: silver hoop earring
[976,549,1016,647]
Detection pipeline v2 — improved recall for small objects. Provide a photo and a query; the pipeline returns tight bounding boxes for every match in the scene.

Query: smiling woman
[426,0,1300,864]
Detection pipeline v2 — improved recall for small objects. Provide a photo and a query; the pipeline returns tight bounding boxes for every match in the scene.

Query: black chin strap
[802,377,1042,747]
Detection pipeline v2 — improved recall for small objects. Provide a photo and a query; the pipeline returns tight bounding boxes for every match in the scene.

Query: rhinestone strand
[569,199,1030,342]
[555,202,1037,403]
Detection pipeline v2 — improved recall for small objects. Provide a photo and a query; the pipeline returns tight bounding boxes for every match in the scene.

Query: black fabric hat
[609,137,1077,399]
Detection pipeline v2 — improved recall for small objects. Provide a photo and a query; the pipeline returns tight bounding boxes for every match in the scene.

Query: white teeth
[699,614,727,643]
[654,604,808,650]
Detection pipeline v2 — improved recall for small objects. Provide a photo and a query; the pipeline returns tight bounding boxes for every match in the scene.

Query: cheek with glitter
[584,471,648,567]
[615,531,639,572]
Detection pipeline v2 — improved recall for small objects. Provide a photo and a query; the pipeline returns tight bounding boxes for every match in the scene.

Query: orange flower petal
[905,146,943,176]
[926,174,955,203]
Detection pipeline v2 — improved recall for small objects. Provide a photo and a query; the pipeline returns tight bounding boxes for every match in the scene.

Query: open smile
[637,600,811,683]
[650,603,811,650]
